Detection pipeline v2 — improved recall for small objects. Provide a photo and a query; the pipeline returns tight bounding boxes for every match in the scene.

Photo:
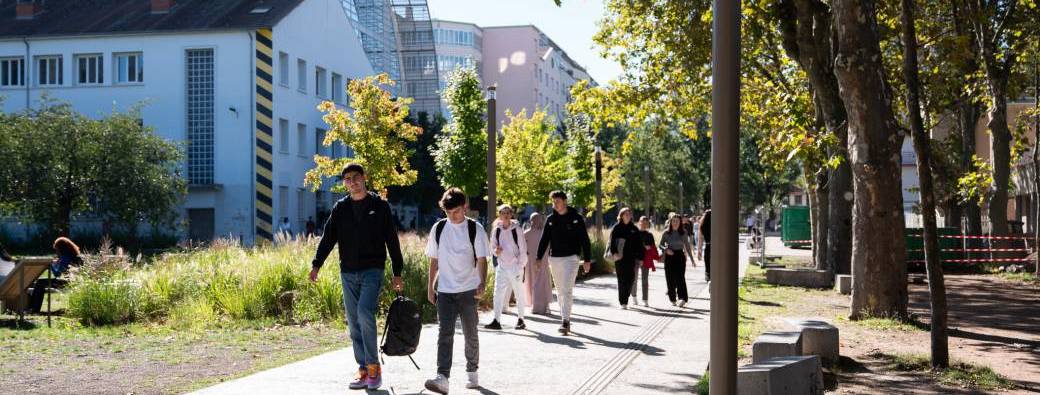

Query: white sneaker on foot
[643,300,649,307]
[621,304,628,310]
[466,372,479,389]
[678,300,687,308]
[425,374,449,394]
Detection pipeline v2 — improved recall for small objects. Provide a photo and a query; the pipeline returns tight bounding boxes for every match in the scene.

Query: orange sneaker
[349,367,368,390]
[366,364,382,390]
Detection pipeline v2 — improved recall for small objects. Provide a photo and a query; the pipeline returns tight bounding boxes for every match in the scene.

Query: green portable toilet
[781,206,812,248]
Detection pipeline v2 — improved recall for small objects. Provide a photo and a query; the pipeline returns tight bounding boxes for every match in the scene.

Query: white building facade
[0,0,373,244]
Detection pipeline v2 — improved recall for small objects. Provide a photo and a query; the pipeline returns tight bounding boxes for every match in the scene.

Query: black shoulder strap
[467,219,478,265]
[434,219,447,245]
[495,227,501,244]
[511,227,519,246]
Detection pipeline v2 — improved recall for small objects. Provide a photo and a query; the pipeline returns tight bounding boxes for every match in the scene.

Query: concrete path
[193,237,751,395]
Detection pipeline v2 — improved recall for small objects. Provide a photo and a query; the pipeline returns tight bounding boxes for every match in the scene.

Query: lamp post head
[486,85,497,100]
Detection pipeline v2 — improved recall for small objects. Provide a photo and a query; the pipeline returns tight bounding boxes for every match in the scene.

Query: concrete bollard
[785,318,840,367]
[835,274,851,295]
[752,331,803,363]
[738,355,825,395]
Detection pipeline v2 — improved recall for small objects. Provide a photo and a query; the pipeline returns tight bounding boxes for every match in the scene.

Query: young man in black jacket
[309,163,404,391]
[536,190,592,335]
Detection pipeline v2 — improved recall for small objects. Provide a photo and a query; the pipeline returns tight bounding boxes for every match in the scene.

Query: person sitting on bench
[28,237,82,313]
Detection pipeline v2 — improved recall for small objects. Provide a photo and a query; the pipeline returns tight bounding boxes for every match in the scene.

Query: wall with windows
[0,0,375,243]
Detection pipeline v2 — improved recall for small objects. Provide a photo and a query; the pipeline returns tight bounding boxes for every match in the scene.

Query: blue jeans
[341,269,384,368]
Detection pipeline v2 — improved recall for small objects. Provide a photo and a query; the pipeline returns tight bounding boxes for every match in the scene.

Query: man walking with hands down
[309,163,404,391]
[424,188,489,393]
[536,191,592,335]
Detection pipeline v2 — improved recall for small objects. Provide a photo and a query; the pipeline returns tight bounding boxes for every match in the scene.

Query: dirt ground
[745,269,1039,394]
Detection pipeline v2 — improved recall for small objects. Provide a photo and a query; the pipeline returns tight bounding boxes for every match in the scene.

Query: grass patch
[995,271,1038,284]
[695,371,709,395]
[737,265,807,355]
[875,352,1017,391]
[836,315,928,332]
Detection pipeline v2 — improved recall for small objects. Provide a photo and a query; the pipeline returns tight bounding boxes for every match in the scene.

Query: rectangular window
[115,53,143,84]
[297,58,307,92]
[297,123,307,156]
[75,54,104,85]
[295,123,306,154]
[315,66,327,98]
[278,52,289,86]
[279,119,290,153]
[186,49,214,185]
[331,73,343,103]
[279,186,290,223]
[0,57,25,87]
[36,55,63,86]
[297,188,307,230]
[316,128,328,157]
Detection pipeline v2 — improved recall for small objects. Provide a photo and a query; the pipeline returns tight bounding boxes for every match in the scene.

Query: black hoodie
[536,206,592,261]
[311,192,404,276]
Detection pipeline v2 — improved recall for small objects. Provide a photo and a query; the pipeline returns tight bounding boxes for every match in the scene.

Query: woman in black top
[659,213,694,306]
[608,207,643,309]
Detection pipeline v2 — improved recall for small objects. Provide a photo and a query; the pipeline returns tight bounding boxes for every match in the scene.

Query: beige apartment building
[433,19,597,125]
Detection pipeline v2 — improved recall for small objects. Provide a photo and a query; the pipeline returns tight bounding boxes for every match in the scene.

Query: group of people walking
[309,162,707,394]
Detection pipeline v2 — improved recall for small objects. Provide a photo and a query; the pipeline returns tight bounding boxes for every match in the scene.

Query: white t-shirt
[425,219,490,293]
[491,220,527,272]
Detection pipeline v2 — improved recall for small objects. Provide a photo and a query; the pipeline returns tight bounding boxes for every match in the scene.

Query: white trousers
[493,267,526,321]
[548,255,580,321]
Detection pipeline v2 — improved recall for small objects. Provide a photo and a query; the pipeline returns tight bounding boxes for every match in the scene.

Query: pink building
[433,20,596,126]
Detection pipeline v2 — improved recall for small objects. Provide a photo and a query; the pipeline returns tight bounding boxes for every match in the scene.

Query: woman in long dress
[524,212,553,315]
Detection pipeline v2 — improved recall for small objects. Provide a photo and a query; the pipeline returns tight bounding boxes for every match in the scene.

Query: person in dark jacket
[535,190,592,335]
[309,163,404,391]
[29,237,81,313]
[609,208,643,309]
[698,209,712,282]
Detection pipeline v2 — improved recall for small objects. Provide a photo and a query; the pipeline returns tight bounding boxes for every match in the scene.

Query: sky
[425,0,622,84]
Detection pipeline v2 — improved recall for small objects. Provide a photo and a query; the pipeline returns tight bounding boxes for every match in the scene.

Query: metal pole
[680,181,685,215]
[644,164,651,222]
[595,145,604,241]
[487,86,497,227]
[710,0,740,391]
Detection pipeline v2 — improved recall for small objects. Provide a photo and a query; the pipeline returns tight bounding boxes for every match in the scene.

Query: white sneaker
[671,301,677,306]
[466,371,479,389]
[425,374,449,394]
[621,304,628,310]
[678,300,687,308]
[643,300,649,307]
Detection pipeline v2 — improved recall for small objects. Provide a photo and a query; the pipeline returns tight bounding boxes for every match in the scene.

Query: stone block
[752,331,803,363]
[765,268,832,288]
[785,318,840,367]
[835,274,851,295]
[738,355,825,395]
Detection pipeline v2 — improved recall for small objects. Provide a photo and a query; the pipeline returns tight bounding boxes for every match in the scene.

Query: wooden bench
[0,257,55,327]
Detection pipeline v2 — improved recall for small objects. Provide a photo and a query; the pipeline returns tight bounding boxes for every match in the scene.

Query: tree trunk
[1033,55,1039,275]
[987,85,1012,241]
[810,168,830,271]
[778,0,854,275]
[832,0,909,320]
[900,0,949,367]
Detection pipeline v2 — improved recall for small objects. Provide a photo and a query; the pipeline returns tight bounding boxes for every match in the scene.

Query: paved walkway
[193,238,750,395]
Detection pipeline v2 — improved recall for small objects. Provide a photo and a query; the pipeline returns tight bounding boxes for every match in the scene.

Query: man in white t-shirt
[424,188,489,394]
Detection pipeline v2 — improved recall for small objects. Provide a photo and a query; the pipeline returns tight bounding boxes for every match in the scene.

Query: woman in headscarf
[524,212,553,315]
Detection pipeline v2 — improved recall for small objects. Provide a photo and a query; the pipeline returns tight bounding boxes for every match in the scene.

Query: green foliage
[878,352,1016,391]
[564,114,597,211]
[0,101,185,237]
[496,110,568,208]
[957,156,995,206]
[433,66,488,198]
[67,275,139,326]
[388,112,447,215]
[617,123,707,215]
[306,73,421,193]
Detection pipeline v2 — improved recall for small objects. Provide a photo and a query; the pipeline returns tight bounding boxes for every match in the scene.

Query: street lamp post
[710,0,741,392]
[487,86,497,228]
[644,164,651,223]
[680,180,685,215]
[595,145,604,241]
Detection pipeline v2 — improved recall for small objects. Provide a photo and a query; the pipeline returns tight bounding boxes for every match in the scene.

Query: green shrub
[66,276,139,326]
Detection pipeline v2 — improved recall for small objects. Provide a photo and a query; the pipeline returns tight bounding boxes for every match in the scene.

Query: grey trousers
[630,265,649,301]
[436,289,479,377]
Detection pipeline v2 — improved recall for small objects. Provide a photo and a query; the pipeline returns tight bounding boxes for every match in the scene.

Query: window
[297,58,307,92]
[278,186,290,224]
[278,52,289,86]
[315,128,328,157]
[186,49,214,185]
[278,119,290,153]
[115,53,143,84]
[331,73,343,103]
[0,57,25,87]
[297,123,307,156]
[315,66,327,98]
[75,54,104,85]
[36,55,63,86]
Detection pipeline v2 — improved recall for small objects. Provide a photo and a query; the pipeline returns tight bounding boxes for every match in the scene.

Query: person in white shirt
[424,188,489,394]
[485,204,527,330]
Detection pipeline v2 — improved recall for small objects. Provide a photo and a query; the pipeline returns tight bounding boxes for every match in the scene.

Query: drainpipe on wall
[23,37,30,110]
[248,31,256,247]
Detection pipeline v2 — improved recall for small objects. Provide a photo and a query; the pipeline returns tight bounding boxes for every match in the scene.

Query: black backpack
[433,218,478,265]
[380,295,422,369]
